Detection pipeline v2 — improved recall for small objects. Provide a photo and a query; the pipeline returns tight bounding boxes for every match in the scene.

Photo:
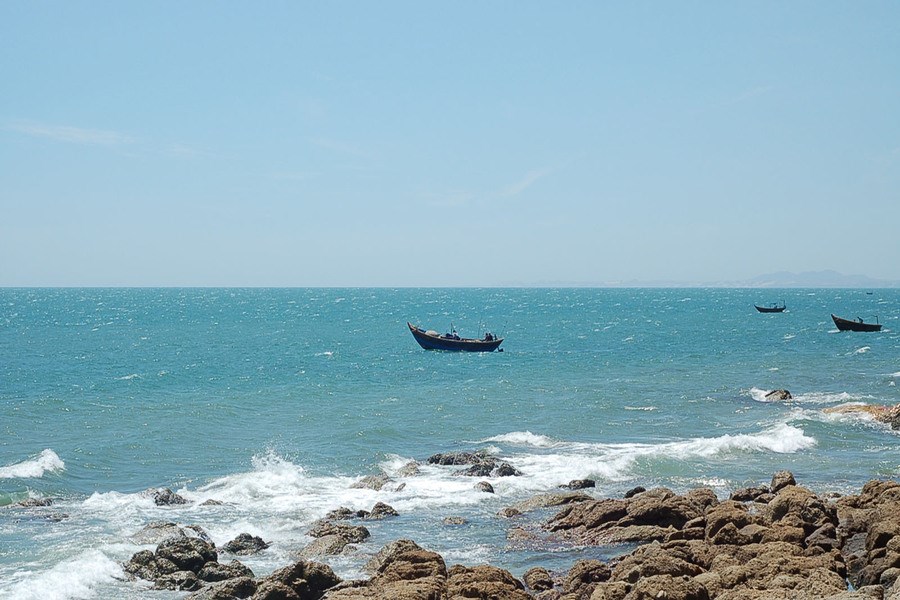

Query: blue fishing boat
[407,322,503,352]
[831,314,881,332]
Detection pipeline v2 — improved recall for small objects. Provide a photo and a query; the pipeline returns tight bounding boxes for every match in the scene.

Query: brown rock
[546,498,628,532]
[770,471,796,493]
[262,560,342,599]
[523,567,554,592]
[564,559,611,595]
[447,564,531,600]
[625,574,709,600]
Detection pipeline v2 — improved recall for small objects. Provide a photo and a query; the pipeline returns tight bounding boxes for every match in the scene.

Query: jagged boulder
[147,487,189,506]
[156,536,218,573]
[261,559,342,599]
[325,539,447,599]
[307,521,370,543]
[222,533,269,555]
[447,564,531,600]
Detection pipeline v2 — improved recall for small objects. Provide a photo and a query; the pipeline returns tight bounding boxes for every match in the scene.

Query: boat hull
[832,314,882,332]
[755,305,786,313]
[408,323,503,352]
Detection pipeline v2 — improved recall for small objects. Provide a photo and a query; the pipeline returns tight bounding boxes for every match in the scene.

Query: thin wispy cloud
[500,168,552,198]
[726,85,774,106]
[7,120,134,146]
[425,190,476,208]
[309,137,369,159]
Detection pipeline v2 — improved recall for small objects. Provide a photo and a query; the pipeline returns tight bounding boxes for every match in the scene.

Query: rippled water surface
[2,288,898,598]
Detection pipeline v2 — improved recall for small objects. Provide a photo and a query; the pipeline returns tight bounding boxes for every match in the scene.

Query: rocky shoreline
[111,467,900,600]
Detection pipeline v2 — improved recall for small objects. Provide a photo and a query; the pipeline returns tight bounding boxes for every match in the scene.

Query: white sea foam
[115,373,141,381]
[482,431,559,448]
[749,388,865,405]
[478,424,816,492]
[853,346,871,355]
[0,449,65,479]
[623,406,658,411]
[749,388,787,403]
[1,549,123,600]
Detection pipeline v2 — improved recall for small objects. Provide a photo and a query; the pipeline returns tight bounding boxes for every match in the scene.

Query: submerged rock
[765,389,793,401]
[130,521,186,545]
[350,474,394,491]
[560,479,596,490]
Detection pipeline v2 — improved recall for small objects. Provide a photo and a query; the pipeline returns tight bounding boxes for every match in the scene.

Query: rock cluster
[825,403,900,430]
[427,450,523,477]
[121,473,900,600]
[324,473,900,599]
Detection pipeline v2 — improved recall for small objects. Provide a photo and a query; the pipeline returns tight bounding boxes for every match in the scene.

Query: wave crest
[0,449,65,479]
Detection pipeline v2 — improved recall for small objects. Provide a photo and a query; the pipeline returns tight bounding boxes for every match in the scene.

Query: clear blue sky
[2,2,898,286]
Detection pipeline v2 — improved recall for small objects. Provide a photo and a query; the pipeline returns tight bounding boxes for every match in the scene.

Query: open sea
[1,287,898,599]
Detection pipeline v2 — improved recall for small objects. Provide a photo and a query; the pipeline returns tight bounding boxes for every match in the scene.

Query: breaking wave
[0,449,65,479]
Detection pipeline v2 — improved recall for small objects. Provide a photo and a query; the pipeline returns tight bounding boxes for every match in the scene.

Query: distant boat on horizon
[831,314,882,332]
[755,302,786,313]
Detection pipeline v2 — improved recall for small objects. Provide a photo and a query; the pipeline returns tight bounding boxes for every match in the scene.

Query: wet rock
[366,502,399,520]
[260,559,342,599]
[130,521,186,545]
[396,461,420,477]
[307,521,370,543]
[350,474,393,491]
[427,450,491,465]
[523,566,554,592]
[625,486,647,498]
[442,516,467,526]
[545,497,629,534]
[327,540,446,599]
[147,487,189,506]
[509,491,593,514]
[187,576,257,600]
[153,570,202,591]
[185,525,214,544]
[200,499,224,506]
[14,498,53,507]
[771,470,797,493]
[123,549,178,582]
[455,458,522,477]
[765,389,793,401]
[560,479,596,490]
[730,486,771,502]
[156,536,218,573]
[222,533,269,555]
[475,481,495,493]
[447,564,531,600]
[197,559,254,582]
[563,559,611,597]
[300,534,355,559]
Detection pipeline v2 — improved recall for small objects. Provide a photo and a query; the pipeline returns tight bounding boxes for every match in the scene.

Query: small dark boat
[755,302,786,313]
[407,322,503,352]
[831,314,882,332]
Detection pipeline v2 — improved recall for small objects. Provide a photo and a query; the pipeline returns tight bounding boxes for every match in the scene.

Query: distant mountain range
[516,270,900,288]
[738,270,900,288]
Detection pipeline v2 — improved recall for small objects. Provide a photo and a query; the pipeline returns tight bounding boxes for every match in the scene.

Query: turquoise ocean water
[1,288,898,599]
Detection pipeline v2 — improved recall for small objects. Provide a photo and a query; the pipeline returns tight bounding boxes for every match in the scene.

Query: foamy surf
[0,449,65,479]
[0,549,123,600]
[749,388,869,405]
[482,431,560,448]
